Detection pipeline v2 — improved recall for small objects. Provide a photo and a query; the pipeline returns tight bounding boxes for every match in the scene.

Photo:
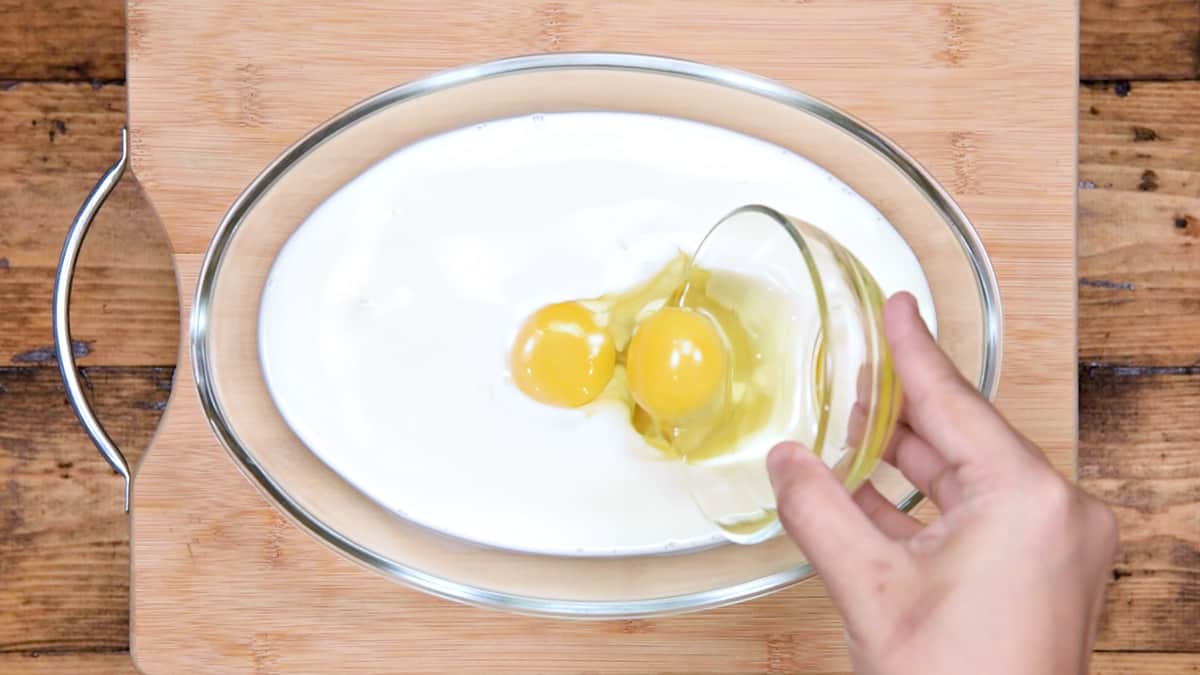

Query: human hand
[766,292,1117,675]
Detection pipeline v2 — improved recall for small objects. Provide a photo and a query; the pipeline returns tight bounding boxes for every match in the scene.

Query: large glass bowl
[192,53,1001,618]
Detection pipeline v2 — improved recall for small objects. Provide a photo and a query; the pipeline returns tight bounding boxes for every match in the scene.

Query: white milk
[259,112,935,556]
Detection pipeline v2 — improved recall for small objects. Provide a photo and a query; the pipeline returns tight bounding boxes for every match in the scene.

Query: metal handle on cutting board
[53,128,132,512]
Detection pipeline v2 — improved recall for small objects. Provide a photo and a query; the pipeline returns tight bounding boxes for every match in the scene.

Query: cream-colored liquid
[259,112,935,556]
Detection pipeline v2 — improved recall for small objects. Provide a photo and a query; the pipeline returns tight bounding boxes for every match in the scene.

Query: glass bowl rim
[190,51,1003,618]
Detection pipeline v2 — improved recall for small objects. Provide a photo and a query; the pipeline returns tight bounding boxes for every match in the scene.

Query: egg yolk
[510,301,616,408]
[626,307,728,422]
[508,256,774,466]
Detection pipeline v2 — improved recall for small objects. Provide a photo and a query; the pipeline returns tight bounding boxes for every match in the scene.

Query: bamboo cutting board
[126,2,1077,672]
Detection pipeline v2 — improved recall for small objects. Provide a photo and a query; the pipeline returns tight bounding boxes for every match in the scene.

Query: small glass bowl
[681,204,901,545]
[192,53,1001,618]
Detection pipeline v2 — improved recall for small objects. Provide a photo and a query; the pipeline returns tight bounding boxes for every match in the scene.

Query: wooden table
[0,2,1196,673]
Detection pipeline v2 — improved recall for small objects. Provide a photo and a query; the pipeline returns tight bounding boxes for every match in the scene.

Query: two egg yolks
[510,301,727,423]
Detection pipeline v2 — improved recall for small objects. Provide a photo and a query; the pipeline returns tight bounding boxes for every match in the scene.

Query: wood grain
[0,83,179,366]
[123,1,1077,671]
[11,650,1195,675]
[0,653,136,675]
[0,0,125,81]
[1092,652,1200,674]
[1081,366,1200,652]
[0,0,1196,671]
[1079,81,1200,367]
[1080,0,1200,80]
[0,366,170,654]
[126,0,1078,255]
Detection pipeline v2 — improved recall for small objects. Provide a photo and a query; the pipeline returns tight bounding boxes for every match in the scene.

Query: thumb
[767,442,900,606]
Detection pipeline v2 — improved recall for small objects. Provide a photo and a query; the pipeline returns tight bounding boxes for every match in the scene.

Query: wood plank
[3,637,1196,673]
[1080,0,1200,80]
[1079,81,1200,367]
[0,82,179,366]
[1080,367,1200,652]
[14,649,1192,675]
[0,81,127,176]
[0,366,170,654]
[1091,652,1200,674]
[127,0,1080,255]
[0,0,125,81]
[0,653,135,675]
